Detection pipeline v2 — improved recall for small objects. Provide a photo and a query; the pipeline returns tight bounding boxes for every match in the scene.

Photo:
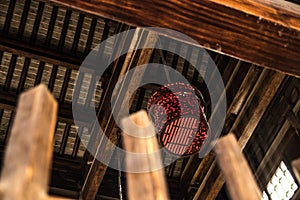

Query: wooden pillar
[0,85,66,200]
[214,134,262,200]
[122,110,169,200]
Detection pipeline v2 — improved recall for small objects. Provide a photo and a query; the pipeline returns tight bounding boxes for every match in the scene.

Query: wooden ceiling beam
[47,0,300,77]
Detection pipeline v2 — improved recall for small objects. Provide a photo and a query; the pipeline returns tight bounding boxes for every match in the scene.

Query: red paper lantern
[147,83,209,156]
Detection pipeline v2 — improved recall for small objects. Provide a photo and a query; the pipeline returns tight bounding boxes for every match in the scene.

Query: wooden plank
[122,110,169,200]
[0,84,58,199]
[214,134,262,200]
[80,28,158,200]
[47,0,300,77]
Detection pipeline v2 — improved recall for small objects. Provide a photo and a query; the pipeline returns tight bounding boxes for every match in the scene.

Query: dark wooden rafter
[181,46,193,77]
[84,75,97,109]
[3,112,15,145]
[48,64,58,92]
[81,27,158,200]
[17,0,31,39]
[80,23,131,198]
[179,155,202,199]
[17,57,31,93]
[59,68,71,103]
[81,23,128,166]
[193,69,285,199]
[30,1,45,43]
[181,66,274,198]
[72,126,83,158]
[4,54,17,91]
[58,9,72,51]
[3,0,16,34]
[59,123,71,155]
[47,0,300,77]
[71,13,85,53]
[134,88,145,111]
[45,5,59,46]
[84,17,97,55]
[34,61,45,86]
[255,98,300,184]
[179,58,253,199]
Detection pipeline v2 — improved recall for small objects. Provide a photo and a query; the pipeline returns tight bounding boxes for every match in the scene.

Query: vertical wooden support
[214,134,262,200]
[122,110,169,200]
[0,85,66,200]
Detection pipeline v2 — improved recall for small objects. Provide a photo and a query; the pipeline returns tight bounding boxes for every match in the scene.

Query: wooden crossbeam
[122,110,169,200]
[214,134,262,200]
[0,85,67,200]
[47,0,300,77]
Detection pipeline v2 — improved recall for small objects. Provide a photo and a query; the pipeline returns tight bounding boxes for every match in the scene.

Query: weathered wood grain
[214,134,262,200]
[122,110,169,200]
[0,84,67,200]
[47,0,300,77]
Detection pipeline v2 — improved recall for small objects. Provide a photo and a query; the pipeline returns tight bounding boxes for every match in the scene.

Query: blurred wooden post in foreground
[214,134,262,200]
[0,85,66,200]
[292,158,300,183]
[292,158,300,199]
[122,110,169,200]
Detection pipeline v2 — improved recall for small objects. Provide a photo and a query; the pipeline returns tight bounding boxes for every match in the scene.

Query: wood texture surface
[122,110,169,200]
[0,85,67,199]
[47,0,300,77]
[214,134,262,200]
